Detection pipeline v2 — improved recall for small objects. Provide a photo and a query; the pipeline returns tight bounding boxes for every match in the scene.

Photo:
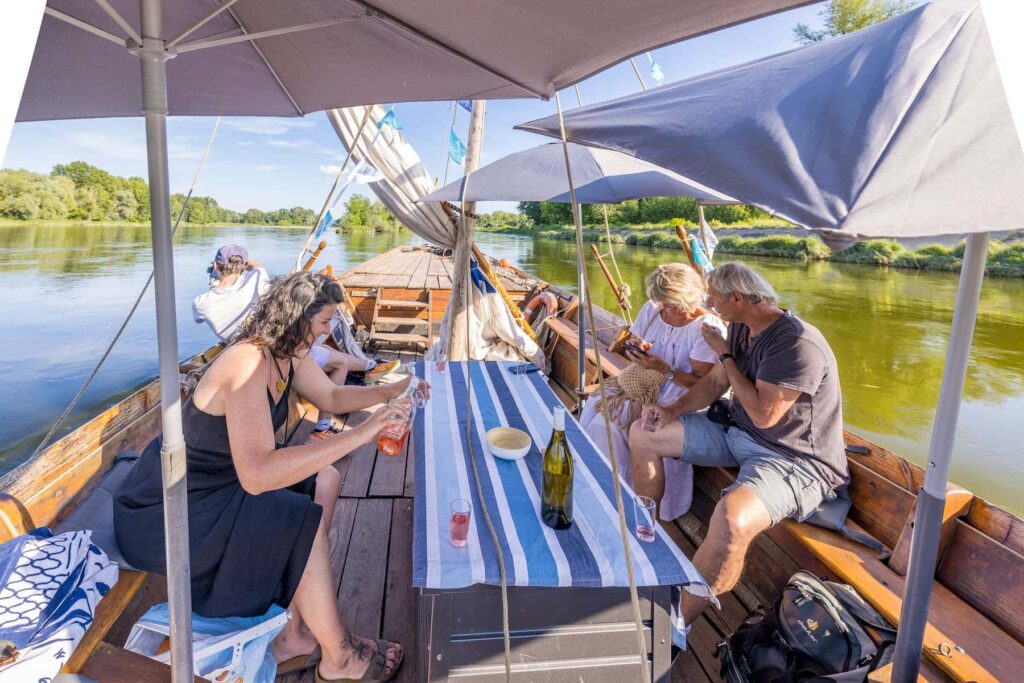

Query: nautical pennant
[448,127,468,165]
[314,209,334,239]
[457,100,473,113]
[377,107,403,131]
[698,218,719,260]
[690,237,713,272]
[352,163,383,184]
[647,52,665,83]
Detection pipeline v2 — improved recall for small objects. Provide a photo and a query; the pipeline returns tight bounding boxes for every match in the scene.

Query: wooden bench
[543,317,629,411]
[0,493,173,681]
[692,465,1024,683]
[540,327,1024,681]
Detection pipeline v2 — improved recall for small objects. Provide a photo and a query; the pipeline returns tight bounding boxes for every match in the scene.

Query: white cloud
[268,139,314,150]
[64,131,201,162]
[236,140,256,147]
[319,165,342,175]
[254,164,277,172]
[224,117,317,136]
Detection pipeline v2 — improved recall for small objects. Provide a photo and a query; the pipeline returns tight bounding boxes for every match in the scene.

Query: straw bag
[591,362,666,428]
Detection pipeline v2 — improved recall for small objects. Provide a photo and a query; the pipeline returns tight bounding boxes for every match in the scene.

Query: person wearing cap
[193,244,270,342]
[192,245,399,439]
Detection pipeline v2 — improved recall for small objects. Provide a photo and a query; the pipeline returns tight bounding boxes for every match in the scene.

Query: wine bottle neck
[552,407,565,431]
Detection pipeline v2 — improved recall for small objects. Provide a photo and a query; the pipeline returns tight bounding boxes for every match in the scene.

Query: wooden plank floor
[276,348,721,682]
[339,245,533,293]
[277,349,421,683]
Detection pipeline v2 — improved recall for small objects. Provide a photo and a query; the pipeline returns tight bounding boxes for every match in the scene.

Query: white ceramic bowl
[486,427,532,460]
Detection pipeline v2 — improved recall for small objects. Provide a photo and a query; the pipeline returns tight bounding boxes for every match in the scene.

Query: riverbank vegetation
[0,164,316,226]
[481,222,1024,278]
[336,194,407,232]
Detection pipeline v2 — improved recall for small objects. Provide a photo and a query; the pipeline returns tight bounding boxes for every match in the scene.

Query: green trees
[337,193,402,232]
[793,0,915,44]
[511,197,772,230]
[0,162,315,226]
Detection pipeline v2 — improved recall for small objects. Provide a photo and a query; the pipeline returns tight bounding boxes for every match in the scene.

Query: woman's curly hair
[234,271,343,358]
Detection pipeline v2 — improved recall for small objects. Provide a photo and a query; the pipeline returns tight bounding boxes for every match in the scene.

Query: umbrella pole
[138,1,194,680]
[891,231,990,682]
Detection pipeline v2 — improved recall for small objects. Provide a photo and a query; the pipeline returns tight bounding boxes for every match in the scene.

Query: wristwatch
[663,367,676,384]
[719,353,735,366]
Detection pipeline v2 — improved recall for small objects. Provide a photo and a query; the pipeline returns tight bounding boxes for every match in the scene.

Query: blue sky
[3,3,825,215]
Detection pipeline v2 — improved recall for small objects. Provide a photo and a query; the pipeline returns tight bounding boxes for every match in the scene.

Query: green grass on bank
[484,223,1024,278]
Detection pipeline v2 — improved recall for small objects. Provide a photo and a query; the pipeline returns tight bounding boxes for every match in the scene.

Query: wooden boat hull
[3,245,1020,681]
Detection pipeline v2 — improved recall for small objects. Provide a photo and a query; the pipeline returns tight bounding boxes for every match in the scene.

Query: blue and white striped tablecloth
[412,360,712,595]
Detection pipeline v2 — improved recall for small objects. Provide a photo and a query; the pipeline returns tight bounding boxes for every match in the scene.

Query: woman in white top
[580,263,725,520]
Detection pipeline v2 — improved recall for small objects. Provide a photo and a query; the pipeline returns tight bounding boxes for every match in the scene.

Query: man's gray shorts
[678,413,835,525]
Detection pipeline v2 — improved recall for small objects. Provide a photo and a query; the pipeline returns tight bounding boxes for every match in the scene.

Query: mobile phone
[510,362,541,375]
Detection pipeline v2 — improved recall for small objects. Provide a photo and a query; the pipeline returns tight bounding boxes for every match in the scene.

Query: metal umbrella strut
[15,2,831,680]
[517,1,1024,678]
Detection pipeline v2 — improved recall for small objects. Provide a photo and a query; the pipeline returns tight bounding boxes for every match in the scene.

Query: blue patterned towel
[0,528,118,680]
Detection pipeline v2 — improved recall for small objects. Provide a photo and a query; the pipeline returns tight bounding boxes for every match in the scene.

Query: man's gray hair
[707,262,778,305]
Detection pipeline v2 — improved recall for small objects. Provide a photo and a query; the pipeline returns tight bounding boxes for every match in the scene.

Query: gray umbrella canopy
[420,142,734,204]
[18,0,816,121]
[518,0,1024,246]
[519,1,1024,677]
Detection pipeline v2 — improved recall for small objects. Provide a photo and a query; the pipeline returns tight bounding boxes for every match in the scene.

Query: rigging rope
[295,105,374,272]
[555,92,650,682]
[457,179,514,680]
[29,117,222,459]
[433,101,456,189]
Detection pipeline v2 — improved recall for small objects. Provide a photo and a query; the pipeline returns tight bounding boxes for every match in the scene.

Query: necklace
[269,351,288,393]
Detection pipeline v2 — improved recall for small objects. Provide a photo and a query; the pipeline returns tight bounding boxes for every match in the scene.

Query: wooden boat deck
[274,346,747,683]
[338,245,531,292]
[277,348,420,683]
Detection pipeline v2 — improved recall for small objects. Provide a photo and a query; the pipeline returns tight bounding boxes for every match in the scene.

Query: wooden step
[377,299,428,309]
[373,316,429,327]
[371,332,430,345]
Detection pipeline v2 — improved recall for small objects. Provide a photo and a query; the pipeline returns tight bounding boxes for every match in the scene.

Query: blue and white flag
[457,100,473,113]
[0,528,118,681]
[690,236,713,272]
[377,107,403,131]
[314,209,333,239]
[449,127,468,165]
[352,163,383,184]
[698,216,719,260]
[648,52,665,83]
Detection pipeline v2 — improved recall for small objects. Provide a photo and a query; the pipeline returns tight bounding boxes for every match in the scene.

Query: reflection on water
[1,225,1022,515]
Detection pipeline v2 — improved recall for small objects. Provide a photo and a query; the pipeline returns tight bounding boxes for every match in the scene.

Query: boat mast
[449,100,486,359]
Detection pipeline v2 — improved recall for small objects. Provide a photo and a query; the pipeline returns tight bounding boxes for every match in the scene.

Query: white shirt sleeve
[689,314,726,365]
[630,300,657,337]
[255,268,271,296]
[192,295,207,324]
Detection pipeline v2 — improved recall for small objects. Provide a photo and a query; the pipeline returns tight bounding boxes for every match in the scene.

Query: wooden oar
[675,224,703,276]
[302,240,328,272]
[589,243,632,322]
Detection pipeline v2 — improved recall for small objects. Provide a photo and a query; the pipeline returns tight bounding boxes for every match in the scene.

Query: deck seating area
[3,309,1020,682]
[541,313,1024,683]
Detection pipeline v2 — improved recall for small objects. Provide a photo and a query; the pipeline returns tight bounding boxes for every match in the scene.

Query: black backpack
[716,571,897,682]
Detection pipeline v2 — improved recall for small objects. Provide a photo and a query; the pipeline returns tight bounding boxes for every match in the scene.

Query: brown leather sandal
[313,639,402,682]
[276,645,321,675]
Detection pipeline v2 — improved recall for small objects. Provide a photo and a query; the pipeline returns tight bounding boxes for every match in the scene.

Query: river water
[2,224,1022,514]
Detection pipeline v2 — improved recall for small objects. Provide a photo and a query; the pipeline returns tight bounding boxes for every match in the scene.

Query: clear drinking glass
[634,495,657,543]
[435,352,447,374]
[449,498,471,547]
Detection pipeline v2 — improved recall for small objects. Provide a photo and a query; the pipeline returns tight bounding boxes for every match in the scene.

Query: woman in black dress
[115,272,414,681]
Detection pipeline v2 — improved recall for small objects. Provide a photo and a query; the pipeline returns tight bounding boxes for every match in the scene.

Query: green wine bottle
[541,405,574,529]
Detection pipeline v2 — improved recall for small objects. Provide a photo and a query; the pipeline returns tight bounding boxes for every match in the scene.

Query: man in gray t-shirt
[628,262,848,639]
